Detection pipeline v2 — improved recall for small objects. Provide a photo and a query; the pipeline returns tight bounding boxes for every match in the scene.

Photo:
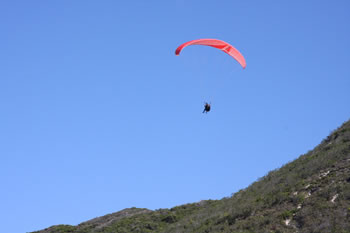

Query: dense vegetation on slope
[33,120,350,233]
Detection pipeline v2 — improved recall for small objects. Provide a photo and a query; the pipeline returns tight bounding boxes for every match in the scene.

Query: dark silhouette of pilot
[203,102,211,113]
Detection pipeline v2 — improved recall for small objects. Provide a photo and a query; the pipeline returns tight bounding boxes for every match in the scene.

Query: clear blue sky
[1,1,350,232]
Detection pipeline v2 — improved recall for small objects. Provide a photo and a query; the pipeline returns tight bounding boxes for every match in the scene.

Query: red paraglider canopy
[175,39,246,69]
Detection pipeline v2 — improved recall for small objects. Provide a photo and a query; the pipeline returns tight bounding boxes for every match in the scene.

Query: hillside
[33,120,350,233]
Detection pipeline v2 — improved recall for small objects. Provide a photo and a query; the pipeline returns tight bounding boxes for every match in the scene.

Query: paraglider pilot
[203,102,211,113]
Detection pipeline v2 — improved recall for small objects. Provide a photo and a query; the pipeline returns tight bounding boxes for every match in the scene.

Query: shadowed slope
[32,119,350,233]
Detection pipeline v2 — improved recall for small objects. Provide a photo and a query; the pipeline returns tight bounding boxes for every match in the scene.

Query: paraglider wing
[175,39,246,69]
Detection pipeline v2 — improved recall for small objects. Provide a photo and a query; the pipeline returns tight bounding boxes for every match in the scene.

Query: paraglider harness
[203,102,211,113]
